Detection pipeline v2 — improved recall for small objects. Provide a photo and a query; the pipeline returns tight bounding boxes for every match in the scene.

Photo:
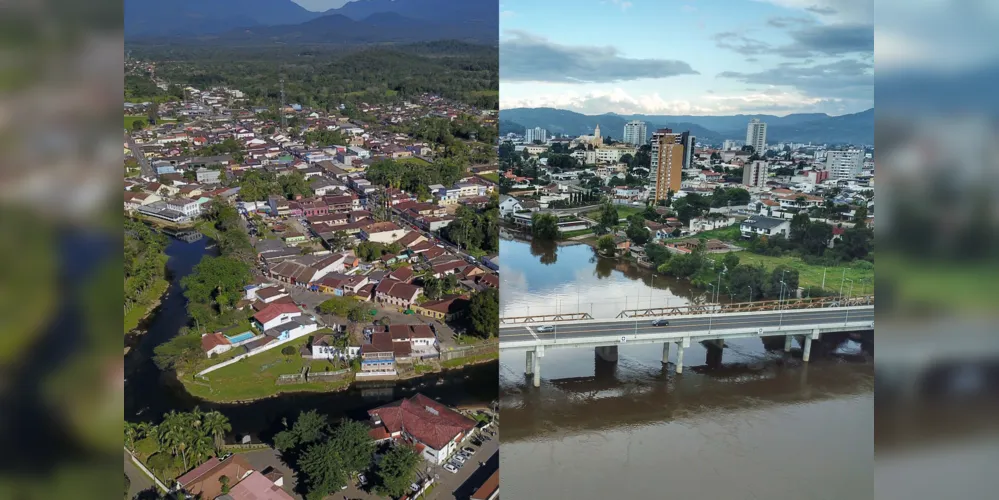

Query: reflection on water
[499,238,874,500]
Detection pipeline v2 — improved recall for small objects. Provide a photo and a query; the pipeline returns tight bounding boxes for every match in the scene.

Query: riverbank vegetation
[125,408,232,483]
[530,212,561,240]
[441,201,500,257]
[125,218,170,333]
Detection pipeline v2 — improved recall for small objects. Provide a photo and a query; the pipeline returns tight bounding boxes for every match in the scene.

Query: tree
[530,212,561,240]
[769,266,800,298]
[219,476,230,495]
[625,214,650,245]
[597,235,616,256]
[329,419,374,476]
[801,222,834,256]
[318,296,357,317]
[374,445,420,498]
[598,202,619,227]
[722,252,740,271]
[789,213,811,244]
[131,118,146,131]
[299,440,348,500]
[422,276,444,300]
[468,288,499,338]
[327,231,350,252]
[202,411,231,454]
[180,256,252,325]
[273,410,331,453]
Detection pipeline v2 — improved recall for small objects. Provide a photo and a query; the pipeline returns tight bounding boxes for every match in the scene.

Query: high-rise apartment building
[746,119,767,154]
[679,131,696,169]
[825,149,863,179]
[623,120,647,146]
[743,160,768,188]
[525,127,548,144]
[651,129,684,202]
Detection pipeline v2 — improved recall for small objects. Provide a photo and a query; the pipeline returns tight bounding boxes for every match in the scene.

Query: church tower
[593,124,603,146]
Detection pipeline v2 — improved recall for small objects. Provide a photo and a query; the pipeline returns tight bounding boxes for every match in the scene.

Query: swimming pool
[226,331,255,344]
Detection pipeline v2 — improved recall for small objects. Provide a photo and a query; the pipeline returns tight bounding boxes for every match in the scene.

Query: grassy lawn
[585,205,644,224]
[124,115,146,130]
[441,350,498,369]
[182,330,355,402]
[731,251,874,294]
[478,172,499,183]
[561,228,594,239]
[124,277,169,334]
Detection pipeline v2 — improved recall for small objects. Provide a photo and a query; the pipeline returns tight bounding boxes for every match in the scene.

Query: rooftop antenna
[280,75,287,131]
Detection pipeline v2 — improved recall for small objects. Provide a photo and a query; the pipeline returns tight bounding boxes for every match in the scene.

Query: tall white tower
[746,119,767,154]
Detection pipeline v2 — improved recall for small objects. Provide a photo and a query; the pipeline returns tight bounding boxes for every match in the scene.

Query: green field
[676,224,746,246]
[182,332,354,402]
[124,115,146,130]
[730,251,874,295]
[585,205,644,224]
[478,172,499,183]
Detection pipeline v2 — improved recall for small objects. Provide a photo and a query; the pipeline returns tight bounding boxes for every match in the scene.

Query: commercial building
[743,160,768,188]
[746,119,767,154]
[623,120,647,146]
[368,393,477,465]
[825,149,864,179]
[650,129,685,202]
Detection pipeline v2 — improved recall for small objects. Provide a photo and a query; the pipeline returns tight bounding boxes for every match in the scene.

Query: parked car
[463,447,475,454]
[536,325,555,333]
[443,463,458,473]
[471,439,482,446]
[453,454,467,464]
[410,483,420,492]
[651,319,670,327]
[358,473,367,486]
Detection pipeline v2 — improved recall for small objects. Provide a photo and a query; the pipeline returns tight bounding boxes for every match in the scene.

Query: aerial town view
[123,1,500,499]
[497,0,874,499]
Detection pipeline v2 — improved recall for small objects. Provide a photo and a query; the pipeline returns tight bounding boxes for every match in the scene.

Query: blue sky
[500,0,874,116]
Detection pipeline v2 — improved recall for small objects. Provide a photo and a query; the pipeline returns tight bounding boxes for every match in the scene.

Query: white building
[746,119,767,154]
[623,120,647,146]
[825,149,864,180]
[525,127,548,143]
[739,216,791,238]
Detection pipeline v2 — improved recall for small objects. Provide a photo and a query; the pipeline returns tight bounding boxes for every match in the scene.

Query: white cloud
[500,86,840,115]
[501,10,516,19]
[610,0,633,12]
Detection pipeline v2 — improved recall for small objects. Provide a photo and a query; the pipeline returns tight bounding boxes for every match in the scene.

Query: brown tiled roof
[176,455,254,499]
[388,324,435,340]
[200,333,230,352]
[368,394,476,450]
[253,302,300,325]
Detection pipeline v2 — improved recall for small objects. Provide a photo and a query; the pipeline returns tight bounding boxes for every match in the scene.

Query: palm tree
[125,422,138,451]
[203,411,232,454]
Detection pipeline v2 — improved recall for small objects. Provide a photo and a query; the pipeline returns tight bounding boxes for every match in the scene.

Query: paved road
[125,131,155,179]
[124,450,155,499]
[499,308,875,344]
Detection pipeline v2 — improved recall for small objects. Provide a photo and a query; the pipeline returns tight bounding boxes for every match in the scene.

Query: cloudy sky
[500,0,873,116]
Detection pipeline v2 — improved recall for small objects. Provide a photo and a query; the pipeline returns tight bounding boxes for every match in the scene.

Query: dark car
[651,319,670,327]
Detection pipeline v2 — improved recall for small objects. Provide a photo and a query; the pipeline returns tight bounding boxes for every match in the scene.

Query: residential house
[227,471,295,500]
[367,394,477,465]
[739,216,791,238]
[176,455,254,500]
[252,302,302,331]
[412,295,469,322]
[360,222,405,244]
[374,279,422,308]
[359,331,397,376]
[262,316,319,342]
[200,333,232,358]
[311,334,360,360]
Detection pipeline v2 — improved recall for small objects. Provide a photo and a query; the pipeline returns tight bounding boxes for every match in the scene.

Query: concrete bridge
[499,296,874,387]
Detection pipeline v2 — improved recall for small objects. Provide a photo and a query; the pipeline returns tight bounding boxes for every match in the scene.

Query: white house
[499,196,523,217]
[311,334,360,360]
[739,216,791,238]
[252,303,303,331]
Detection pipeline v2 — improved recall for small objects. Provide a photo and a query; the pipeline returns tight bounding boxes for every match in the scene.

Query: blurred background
[875,0,999,498]
[0,0,122,499]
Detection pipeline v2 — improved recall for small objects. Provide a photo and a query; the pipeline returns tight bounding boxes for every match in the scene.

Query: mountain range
[500,108,874,146]
[125,0,497,44]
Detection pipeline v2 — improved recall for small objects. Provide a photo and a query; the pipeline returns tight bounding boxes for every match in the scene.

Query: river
[124,235,498,442]
[499,238,874,500]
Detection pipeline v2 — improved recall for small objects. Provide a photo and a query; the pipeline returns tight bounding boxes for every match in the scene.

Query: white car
[443,463,458,473]
[535,325,555,333]
[453,454,467,464]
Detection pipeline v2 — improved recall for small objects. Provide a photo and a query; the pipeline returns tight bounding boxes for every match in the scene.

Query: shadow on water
[125,236,497,443]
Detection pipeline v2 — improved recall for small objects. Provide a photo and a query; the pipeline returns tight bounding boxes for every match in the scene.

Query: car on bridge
[536,325,555,333]
[651,319,670,327]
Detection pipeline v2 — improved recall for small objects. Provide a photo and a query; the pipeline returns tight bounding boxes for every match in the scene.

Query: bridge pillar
[595,346,618,362]
[532,347,544,387]
[784,335,793,352]
[803,329,820,362]
[526,350,534,375]
[661,342,671,364]
[675,342,684,374]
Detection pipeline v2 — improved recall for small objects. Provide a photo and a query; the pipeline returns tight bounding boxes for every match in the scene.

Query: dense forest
[127,42,498,110]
